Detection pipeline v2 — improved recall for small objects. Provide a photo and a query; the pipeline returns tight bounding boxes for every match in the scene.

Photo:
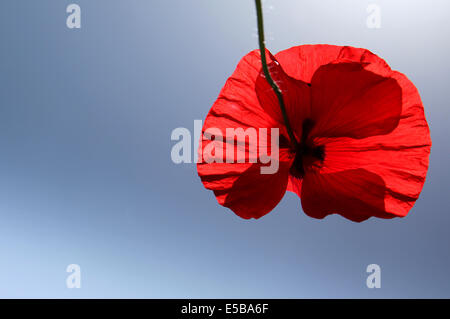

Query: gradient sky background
[0,0,449,298]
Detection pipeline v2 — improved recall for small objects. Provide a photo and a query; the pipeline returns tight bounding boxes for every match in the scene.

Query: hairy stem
[254,0,298,149]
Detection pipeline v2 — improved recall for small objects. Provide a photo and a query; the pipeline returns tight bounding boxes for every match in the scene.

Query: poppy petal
[274,44,390,82]
[301,169,395,222]
[309,61,403,139]
[201,50,277,133]
[301,71,431,220]
[197,50,294,219]
[199,162,291,219]
[275,45,404,139]
[275,44,344,82]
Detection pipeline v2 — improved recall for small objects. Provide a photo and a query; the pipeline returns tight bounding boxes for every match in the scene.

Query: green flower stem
[254,0,299,150]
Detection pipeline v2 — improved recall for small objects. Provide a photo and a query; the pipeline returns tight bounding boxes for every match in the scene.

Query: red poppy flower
[197,44,431,222]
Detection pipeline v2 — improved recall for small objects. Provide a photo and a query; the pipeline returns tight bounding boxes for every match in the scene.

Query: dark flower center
[290,119,325,178]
